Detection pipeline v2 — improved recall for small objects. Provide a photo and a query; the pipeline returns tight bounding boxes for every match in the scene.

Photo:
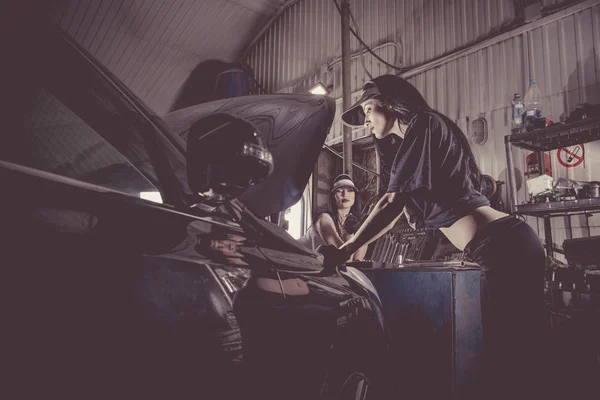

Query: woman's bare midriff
[251,277,310,296]
[439,206,509,251]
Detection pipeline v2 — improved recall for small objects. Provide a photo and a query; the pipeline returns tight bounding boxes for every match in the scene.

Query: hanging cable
[331,0,403,73]
[347,3,373,80]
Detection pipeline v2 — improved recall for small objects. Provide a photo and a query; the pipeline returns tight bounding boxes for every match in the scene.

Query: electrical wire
[241,0,401,93]
[347,3,373,80]
[330,0,403,73]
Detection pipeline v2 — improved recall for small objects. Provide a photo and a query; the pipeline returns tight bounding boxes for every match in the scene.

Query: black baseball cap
[340,81,381,127]
[341,75,428,128]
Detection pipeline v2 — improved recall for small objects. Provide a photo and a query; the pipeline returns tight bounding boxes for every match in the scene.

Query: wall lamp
[308,82,330,96]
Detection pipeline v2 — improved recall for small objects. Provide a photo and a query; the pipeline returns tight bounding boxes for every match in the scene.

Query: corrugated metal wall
[247,0,594,144]
[420,1,600,254]
[246,0,600,257]
[247,0,524,94]
[248,0,588,94]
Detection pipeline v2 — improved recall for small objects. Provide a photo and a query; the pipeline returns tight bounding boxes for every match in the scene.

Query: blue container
[215,67,250,99]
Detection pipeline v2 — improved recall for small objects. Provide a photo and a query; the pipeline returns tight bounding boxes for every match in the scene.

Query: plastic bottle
[523,79,542,131]
[511,93,524,131]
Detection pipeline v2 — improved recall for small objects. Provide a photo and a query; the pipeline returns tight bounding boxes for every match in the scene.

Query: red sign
[557,144,584,168]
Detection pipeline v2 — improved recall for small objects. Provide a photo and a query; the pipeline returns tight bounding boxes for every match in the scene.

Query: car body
[2,26,388,399]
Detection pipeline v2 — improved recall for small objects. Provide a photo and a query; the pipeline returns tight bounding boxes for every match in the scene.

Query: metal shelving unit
[504,117,600,256]
[513,198,600,217]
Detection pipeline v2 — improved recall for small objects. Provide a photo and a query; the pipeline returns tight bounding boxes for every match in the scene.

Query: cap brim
[340,86,380,127]
[331,179,358,192]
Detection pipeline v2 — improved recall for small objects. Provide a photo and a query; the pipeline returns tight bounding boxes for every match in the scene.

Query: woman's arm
[315,214,368,260]
[314,214,345,247]
[340,192,404,257]
[350,243,368,261]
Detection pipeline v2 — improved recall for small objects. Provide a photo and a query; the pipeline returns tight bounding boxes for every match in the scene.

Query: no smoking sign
[557,144,585,168]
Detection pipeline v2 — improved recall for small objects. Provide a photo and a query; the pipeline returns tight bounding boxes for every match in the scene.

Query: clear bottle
[523,79,542,131]
[511,93,524,131]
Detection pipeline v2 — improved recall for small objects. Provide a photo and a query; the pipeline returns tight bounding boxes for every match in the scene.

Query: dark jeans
[464,215,546,400]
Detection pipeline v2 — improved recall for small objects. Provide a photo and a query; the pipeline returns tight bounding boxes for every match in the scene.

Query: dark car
[2,27,389,399]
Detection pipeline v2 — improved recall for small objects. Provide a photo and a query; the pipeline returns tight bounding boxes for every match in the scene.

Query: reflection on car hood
[164,94,336,217]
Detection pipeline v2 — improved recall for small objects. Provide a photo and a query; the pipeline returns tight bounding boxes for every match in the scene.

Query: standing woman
[321,75,546,399]
[298,173,367,261]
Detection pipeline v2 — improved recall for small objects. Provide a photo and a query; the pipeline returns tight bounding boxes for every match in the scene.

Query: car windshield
[3,30,189,204]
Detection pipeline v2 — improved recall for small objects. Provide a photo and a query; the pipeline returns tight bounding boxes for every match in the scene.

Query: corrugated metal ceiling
[49,0,288,115]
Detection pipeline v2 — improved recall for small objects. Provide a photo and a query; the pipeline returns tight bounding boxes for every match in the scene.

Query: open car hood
[164,94,336,217]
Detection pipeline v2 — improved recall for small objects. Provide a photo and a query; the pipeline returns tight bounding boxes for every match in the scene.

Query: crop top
[386,111,489,229]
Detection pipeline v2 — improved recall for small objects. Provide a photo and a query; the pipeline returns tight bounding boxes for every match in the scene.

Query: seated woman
[241,174,367,297]
[298,174,367,261]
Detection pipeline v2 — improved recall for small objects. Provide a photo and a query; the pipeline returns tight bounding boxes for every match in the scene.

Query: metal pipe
[340,0,353,177]
[327,42,401,72]
[505,139,518,213]
[323,145,379,176]
[538,150,545,178]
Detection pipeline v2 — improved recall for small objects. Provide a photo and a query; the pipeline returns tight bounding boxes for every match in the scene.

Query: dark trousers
[464,215,546,400]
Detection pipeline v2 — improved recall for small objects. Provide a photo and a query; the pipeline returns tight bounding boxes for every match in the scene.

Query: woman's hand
[317,244,351,275]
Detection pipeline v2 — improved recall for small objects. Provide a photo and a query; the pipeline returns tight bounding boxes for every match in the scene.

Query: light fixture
[308,82,329,96]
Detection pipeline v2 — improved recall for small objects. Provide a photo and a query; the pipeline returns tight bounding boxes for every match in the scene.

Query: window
[284,175,313,239]
[285,200,304,239]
